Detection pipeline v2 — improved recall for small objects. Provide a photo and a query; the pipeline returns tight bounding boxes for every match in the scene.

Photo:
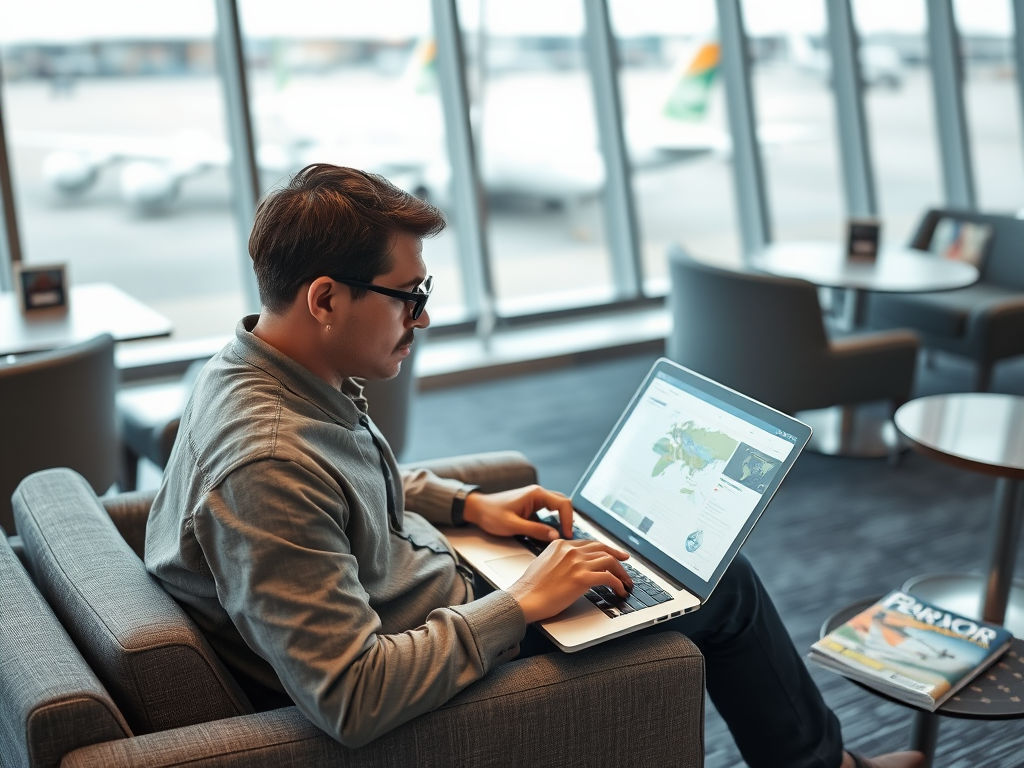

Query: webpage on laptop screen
[580,373,796,581]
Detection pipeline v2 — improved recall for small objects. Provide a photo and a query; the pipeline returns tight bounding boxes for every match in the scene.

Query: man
[146,164,921,768]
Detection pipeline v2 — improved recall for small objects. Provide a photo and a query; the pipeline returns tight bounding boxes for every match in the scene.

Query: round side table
[822,597,1024,768]
[895,394,1024,635]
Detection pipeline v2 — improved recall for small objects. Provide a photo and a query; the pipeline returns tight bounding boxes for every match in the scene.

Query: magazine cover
[810,590,1013,711]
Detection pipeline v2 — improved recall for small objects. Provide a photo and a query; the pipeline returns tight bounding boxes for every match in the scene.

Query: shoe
[847,750,926,768]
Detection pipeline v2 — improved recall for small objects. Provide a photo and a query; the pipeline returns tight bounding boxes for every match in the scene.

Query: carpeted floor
[404,350,1024,768]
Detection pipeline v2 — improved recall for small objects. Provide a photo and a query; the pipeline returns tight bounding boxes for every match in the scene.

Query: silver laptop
[445,358,811,652]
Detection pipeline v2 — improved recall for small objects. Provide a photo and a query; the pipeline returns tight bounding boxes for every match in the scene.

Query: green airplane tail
[662,41,720,122]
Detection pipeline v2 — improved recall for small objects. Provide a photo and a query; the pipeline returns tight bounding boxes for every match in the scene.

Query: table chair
[667,247,919,444]
[863,208,1024,391]
[0,333,118,533]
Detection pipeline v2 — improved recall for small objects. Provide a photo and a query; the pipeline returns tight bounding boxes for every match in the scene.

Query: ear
[306,277,340,327]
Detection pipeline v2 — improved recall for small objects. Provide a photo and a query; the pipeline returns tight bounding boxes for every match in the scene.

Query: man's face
[330,232,430,381]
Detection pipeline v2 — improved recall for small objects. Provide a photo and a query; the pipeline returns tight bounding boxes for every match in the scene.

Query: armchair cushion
[402,450,538,494]
[0,534,131,768]
[62,631,704,768]
[12,469,254,737]
[865,282,1021,338]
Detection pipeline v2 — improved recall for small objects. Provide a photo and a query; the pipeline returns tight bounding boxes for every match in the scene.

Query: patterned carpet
[405,350,1024,768]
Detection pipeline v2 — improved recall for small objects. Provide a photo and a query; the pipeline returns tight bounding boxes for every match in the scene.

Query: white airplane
[16,38,810,214]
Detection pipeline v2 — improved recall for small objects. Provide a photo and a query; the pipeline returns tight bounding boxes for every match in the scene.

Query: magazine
[809,591,1013,711]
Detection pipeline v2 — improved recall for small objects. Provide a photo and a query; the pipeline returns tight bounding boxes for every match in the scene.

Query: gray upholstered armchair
[864,208,1024,391]
[1,458,705,768]
[667,246,919,416]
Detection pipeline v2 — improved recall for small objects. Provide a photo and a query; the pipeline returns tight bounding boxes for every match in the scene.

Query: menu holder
[14,262,70,316]
[846,219,881,264]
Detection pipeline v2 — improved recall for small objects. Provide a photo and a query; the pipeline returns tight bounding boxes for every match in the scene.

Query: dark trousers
[514,554,844,768]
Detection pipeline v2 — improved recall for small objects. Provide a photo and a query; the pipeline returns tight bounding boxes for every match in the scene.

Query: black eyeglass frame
[333,275,433,320]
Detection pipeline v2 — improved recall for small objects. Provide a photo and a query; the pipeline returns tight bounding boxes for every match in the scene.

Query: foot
[842,750,926,768]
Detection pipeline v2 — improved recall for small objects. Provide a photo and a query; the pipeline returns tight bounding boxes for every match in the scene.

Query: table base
[797,406,905,459]
[902,572,1024,637]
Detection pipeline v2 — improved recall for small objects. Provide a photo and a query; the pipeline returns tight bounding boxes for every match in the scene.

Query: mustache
[394,331,415,352]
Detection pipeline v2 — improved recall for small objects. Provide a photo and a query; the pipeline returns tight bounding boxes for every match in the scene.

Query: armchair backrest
[667,245,830,414]
[12,469,254,737]
[0,533,131,768]
[910,208,1024,288]
[0,334,118,534]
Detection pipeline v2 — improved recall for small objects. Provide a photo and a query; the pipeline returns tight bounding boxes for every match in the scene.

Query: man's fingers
[528,487,574,538]
[515,519,560,541]
[582,552,633,591]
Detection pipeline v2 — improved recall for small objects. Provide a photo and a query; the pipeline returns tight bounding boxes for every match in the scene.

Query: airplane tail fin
[661,41,720,122]
[403,38,438,96]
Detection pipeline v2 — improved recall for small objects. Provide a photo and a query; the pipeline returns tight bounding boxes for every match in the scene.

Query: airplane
[14,37,811,215]
[788,32,903,90]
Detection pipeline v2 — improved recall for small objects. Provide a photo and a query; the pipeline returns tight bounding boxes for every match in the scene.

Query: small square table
[0,283,172,358]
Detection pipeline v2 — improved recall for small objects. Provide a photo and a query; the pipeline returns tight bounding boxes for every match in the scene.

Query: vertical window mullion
[583,0,642,299]
[214,0,262,313]
[928,0,977,208]
[827,0,878,218]
[431,0,495,334]
[715,0,771,259]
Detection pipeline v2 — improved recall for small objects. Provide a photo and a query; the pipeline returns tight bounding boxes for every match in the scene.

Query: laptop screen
[572,359,810,601]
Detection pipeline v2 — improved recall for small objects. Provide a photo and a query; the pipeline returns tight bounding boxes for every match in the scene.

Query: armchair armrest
[966,294,1024,360]
[101,491,157,560]
[62,631,704,768]
[401,451,538,494]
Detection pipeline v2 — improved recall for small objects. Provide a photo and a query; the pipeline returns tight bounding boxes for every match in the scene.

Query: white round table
[749,242,979,459]
[895,393,1024,636]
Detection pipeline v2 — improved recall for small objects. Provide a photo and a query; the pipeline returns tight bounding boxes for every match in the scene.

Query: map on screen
[581,373,793,580]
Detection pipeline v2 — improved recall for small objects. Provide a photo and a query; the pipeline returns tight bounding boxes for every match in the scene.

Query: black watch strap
[451,484,481,527]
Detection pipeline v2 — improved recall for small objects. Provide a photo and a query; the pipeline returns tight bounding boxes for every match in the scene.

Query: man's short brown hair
[249,164,446,312]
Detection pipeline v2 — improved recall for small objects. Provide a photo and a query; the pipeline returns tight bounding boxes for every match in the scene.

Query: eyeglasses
[333,275,433,320]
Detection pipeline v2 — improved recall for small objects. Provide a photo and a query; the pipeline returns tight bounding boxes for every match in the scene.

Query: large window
[608,0,741,285]
[238,0,468,324]
[0,0,245,341]
[852,0,942,243]
[954,0,1024,211]
[457,0,616,315]
[743,0,845,243]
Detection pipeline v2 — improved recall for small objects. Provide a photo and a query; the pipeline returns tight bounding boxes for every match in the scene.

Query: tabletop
[0,283,173,357]
[750,241,979,293]
[894,394,1024,480]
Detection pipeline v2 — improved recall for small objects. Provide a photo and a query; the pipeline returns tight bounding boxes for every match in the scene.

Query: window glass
[742,0,846,244]
[237,0,467,323]
[0,0,245,341]
[954,0,1024,211]
[457,0,616,315]
[852,0,942,243]
[608,0,741,288]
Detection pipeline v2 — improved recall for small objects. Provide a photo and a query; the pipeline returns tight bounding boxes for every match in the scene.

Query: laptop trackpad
[485,554,535,585]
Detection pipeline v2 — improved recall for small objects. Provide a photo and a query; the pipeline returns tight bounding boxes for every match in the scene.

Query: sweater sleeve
[194,459,527,748]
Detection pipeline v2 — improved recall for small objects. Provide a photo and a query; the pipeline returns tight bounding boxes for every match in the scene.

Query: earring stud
[326,324,331,331]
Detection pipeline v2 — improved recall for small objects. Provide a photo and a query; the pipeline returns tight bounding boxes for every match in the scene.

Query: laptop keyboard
[518,518,674,619]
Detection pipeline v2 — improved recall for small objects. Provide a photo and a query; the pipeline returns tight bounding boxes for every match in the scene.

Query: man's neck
[252,311,344,390]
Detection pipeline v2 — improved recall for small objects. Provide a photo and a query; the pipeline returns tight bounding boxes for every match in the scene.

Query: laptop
[444,358,812,652]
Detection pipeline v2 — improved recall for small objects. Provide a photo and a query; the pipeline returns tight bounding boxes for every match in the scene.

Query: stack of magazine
[810,590,1013,711]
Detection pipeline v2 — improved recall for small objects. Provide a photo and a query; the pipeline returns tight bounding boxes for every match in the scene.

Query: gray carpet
[405,350,1024,768]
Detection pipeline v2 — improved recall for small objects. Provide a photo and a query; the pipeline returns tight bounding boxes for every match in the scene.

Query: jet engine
[42,151,100,196]
[120,161,180,213]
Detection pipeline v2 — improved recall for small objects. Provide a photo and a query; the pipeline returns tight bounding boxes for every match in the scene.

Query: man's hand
[506,539,633,623]
[461,484,574,540]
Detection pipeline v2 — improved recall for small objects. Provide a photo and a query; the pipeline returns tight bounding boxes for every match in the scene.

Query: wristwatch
[451,484,481,527]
